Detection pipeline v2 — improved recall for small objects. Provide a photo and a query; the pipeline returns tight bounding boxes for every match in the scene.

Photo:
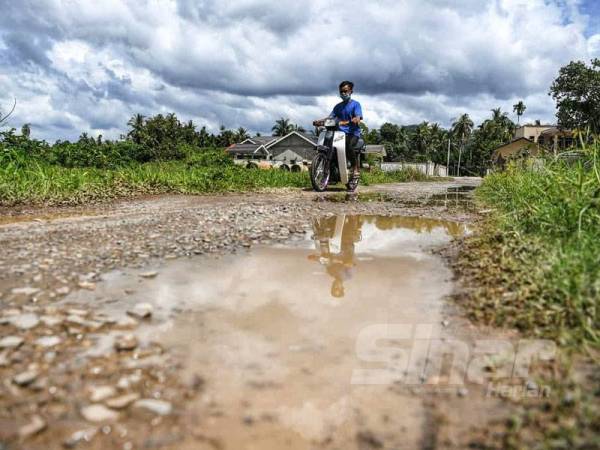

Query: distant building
[491,138,539,169]
[513,122,552,141]
[227,131,317,163]
[491,121,575,167]
[227,131,386,165]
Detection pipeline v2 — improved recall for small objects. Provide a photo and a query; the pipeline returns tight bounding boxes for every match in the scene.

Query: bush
[48,140,146,169]
[474,144,600,345]
[186,149,234,168]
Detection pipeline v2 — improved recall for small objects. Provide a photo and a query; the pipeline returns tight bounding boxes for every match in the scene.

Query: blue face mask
[340,92,351,102]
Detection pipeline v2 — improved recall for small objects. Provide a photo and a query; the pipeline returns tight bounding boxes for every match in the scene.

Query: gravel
[0,180,481,448]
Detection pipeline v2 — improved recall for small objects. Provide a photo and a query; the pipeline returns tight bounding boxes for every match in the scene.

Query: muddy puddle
[61,214,525,449]
[319,186,477,211]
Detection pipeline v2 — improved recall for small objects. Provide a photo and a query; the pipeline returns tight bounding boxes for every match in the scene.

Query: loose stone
[133,399,172,416]
[11,287,40,296]
[34,336,62,348]
[89,385,117,402]
[114,334,138,351]
[13,370,39,386]
[0,336,24,349]
[18,415,47,439]
[106,393,140,409]
[80,404,120,422]
[127,303,153,319]
[139,271,158,279]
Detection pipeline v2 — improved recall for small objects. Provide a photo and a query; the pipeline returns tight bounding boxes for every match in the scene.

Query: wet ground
[0,179,534,449]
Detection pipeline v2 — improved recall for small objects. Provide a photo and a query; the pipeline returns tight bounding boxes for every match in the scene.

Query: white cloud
[0,0,597,140]
[589,34,600,57]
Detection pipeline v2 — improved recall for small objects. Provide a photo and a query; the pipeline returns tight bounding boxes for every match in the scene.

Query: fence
[381,162,448,177]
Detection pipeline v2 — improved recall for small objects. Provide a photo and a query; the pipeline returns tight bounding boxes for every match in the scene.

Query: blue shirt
[330,99,363,137]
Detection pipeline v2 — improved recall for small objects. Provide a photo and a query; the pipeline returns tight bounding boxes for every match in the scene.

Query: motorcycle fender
[317,131,326,147]
[333,132,348,184]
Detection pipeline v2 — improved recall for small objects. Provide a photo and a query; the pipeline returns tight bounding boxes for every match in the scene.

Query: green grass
[471,147,599,347]
[0,160,433,206]
[456,145,600,449]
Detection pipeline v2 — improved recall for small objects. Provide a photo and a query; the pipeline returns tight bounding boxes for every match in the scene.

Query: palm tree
[21,123,31,138]
[451,114,474,176]
[272,118,294,136]
[234,127,250,142]
[127,114,146,144]
[414,122,433,173]
[513,101,526,125]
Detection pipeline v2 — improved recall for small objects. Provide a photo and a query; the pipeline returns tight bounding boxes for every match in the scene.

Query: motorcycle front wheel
[310,153,330,192]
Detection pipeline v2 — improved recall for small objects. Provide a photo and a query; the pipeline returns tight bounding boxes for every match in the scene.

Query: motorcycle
[310,118,366,192]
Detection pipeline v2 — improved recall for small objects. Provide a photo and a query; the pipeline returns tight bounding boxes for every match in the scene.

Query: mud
[0,179,536,449]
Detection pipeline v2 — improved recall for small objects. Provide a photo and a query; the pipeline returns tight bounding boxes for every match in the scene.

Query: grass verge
[0,161,435,206]
[453,146,599,448]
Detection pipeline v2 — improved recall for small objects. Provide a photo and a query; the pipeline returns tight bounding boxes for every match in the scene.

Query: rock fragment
[0,336,24,349]
[89,385,117,402]
[13,370,39,386]
[18,415,47,439]
[106,393,140,409]
[35,336,62,348]
[139,271,158,279]
[9,313,40,330]
[127,303,153,319]
[56,286,70,295]
[11,287,40,296]
[40,315,63,326]
[114,334,138,351]
[133,399,172,416]
[63,428,98,448]
[80,404,119,422]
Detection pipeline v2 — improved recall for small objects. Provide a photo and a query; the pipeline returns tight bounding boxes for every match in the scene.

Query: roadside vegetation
[456,144,599,449]
[0,118,429,206]
[463,147,599,346]
[452,59,600,449]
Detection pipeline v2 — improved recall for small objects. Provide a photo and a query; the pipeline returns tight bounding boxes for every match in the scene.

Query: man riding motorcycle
[313,80,363,181]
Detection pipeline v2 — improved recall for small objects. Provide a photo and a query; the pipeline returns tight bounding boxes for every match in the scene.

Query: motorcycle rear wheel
[310,153,330,192]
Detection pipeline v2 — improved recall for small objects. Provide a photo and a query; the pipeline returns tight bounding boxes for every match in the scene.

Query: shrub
[186,149,234,168]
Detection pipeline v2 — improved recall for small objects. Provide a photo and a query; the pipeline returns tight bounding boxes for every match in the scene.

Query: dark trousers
[345,134,359,168]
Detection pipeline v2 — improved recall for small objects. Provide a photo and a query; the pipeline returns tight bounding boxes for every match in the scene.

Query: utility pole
[457,144,462,177]
[446,138,451,177]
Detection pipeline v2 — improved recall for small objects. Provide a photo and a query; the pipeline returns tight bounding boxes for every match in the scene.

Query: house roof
[539,127,573,137]
[265,131,317,149]
[491,137,537,160]
[226,143,270,155]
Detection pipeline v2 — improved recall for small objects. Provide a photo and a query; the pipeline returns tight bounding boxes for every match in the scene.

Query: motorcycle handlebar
[313,119,350,127]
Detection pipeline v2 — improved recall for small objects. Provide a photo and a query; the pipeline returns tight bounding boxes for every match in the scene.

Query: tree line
[356,107,518,176]
[2,58,598,173]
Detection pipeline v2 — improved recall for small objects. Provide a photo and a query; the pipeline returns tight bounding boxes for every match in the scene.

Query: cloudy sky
[1,0,599,141]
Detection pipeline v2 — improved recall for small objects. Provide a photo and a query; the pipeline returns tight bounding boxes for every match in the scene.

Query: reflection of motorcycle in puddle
[308,215,363,298]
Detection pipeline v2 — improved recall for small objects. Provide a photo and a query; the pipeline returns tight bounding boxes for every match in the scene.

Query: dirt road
[0,179,529,449]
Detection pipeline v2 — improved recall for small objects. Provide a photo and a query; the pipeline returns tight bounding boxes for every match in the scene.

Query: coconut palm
[272,118,295,136]
[234,127,250,142]
[127,114,146,144]
[513,101,526,125]
[451,114,474,176]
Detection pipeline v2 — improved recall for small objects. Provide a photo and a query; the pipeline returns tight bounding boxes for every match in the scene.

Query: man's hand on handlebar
[312,118,358,127]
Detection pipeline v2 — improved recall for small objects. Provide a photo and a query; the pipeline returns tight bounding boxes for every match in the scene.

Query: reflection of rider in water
[310,215,362,298]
